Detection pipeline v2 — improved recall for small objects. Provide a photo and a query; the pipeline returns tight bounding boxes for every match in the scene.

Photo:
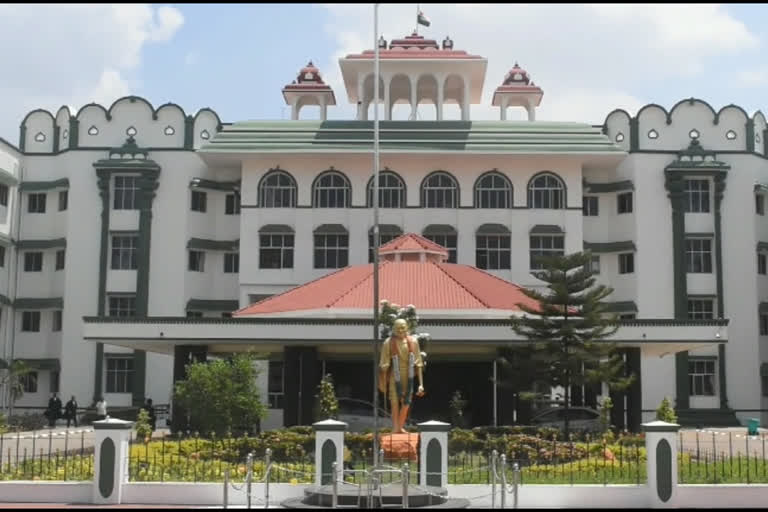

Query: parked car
[529,406,602,433]
[336,397,423,432]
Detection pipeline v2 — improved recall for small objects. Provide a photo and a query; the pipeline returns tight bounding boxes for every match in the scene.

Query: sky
[1,3,768,146]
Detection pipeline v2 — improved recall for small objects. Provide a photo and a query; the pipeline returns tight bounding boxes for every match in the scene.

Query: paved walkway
[679,426,768,457]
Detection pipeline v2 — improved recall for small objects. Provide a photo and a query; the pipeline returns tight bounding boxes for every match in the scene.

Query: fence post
[264,448,271,509]
[500,454,507,509]
[312,419,348,487]
[331,461,338,508]
[246,452,253,509]
[418,420,450,488]
[491,450,498,509]
[642,420,680,508]
[92,417,134,505]
[223,468,229,509]
[512,462,519,509]
[402,462,409,509]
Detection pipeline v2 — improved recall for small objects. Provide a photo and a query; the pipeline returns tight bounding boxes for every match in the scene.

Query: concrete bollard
[92,417,133,505]
[312,419,348,486]
[642,420,681,508]
[418,420,450,488]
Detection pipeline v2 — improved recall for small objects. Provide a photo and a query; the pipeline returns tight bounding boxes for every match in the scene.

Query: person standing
[95,396,107,421]
[64,395,78,428]
[46,393,62,428]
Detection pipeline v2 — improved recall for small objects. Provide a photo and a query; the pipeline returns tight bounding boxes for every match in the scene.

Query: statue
[378,318,425,433]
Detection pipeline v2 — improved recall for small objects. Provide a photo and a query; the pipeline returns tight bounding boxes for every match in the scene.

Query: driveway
[679,427,768,458]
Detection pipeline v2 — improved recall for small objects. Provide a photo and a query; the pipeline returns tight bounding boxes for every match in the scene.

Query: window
[761,314,768,335]
[260,170,297,208]
[268,361,284,409]
[619,253,634,274]
[687,299,714,319]
[757,194,765,216]
[108,295,136,317]
[58,190,68,211]
[759,253,767,275]
[111,235,138,270]
[762,375,768,397]
[0,184,8,207]
[186,311,203,318]
[684,180,710,213]
[259,234,294,269]
[113,176,137,210]
[314,233,349,269]
[313,171,351,208]
[476,234,511,270]
[369,231,402,263]
[530,235,565,270]
[106,357,134,393]
[225,193,241,215]
[24,252,42,272]
[528,173,564,209]
[21,311,40,332]
[475,172,512,208]
[589,255,600,274]
[28,193,46,213]
[423,233,457,263]
[52,310,63,331]
[583,196,598,216]
[224,253,239,273]
[619,314,636,320]
[19,372,38,393]
[422,172,458,208]
[0,246,5,268]
[188,250,205,272]
[221,312,232,318]
[688,359,716,396]
[191,190,207,212]
[617,192,633,214]
[686,238,713,273]
[368,171,405,208]
[55,249,65,271]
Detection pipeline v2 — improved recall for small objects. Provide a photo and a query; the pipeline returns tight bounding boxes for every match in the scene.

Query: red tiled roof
[234,260,542,316]
[378,233,449,256]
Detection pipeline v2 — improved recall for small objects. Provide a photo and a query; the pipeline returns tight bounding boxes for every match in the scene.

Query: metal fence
[0,429,94,481]
[678,430,768,484]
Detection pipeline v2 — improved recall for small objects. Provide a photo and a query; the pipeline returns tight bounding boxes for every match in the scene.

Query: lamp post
[371,2,381,468]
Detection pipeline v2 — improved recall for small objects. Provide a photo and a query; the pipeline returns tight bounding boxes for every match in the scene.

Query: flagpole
[372,1,381,469]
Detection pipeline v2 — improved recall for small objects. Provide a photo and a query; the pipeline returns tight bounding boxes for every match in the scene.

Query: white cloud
[0,4,184,144]
[319,4,758,123]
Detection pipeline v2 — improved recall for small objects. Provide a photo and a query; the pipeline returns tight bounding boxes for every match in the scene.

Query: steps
[675,408,741,428]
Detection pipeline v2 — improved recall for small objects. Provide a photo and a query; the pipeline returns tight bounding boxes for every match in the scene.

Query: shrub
[316,374,339,420]
[6,413,46,431]
[656,396,677,423]
[135,409,153,441]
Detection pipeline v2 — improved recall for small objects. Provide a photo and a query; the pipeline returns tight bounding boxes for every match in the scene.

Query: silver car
[529,407,603,433]
[336,397,391,432]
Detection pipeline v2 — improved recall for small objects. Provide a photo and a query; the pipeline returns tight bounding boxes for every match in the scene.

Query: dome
[296,61,324,84]
[502,62,532,86]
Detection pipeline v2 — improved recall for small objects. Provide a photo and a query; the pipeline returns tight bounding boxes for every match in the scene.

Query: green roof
[198,121,626,155]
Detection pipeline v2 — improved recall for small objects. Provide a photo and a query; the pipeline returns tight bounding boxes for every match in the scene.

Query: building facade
[0,33,764,429]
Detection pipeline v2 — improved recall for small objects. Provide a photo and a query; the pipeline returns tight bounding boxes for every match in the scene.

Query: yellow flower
[290,478,298,485]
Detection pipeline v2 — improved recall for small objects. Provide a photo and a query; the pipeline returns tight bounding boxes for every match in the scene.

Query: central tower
[338,32,488,121]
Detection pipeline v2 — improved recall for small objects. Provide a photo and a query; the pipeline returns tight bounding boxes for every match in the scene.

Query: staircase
[675,408,741,428]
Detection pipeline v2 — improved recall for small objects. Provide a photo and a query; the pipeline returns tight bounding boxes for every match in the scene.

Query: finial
[307,60,313,66]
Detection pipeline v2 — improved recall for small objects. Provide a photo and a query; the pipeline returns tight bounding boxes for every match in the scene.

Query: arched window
[474,172,513,208]
[367,171,406,208]
[421,171,458,208]
[313,171,351,208]
[528,173,565,209]
[259,170,297,208]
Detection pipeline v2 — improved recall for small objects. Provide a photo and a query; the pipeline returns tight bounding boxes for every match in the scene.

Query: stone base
[380,432,420,461]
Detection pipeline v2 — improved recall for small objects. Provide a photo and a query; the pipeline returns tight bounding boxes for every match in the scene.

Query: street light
[371,2,381,469]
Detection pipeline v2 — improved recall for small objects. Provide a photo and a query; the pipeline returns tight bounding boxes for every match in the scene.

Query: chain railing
[222,448,278,509]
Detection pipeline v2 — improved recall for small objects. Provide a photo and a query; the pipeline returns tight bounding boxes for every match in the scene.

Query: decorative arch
[193,107,224,131]
[155,102,188,119]
[20,108,55,128]
[473,170,513,208]
[312,169,352,208]
[258,168,298,208]
[366,169,406,208]
[389,74,412,120]
[527,171,566,209]
[107,95,157,120]
[75,102,111,121]
[421,170,459,208]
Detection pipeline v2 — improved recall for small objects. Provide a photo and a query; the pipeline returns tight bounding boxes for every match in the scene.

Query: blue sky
[2,3,768,146]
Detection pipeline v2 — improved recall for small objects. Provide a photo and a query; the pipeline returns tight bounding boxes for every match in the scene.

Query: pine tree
[317,374,339,420]
[510,251,633,437]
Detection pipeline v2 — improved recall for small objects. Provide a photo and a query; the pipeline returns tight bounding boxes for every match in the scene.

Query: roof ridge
[328,260,389,307]
[432,262,491,308]
[233,265,354,315]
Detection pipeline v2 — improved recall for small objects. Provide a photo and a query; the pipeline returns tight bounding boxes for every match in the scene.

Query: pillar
[357,77,365,121]
[626,348,642,432]
[642,421,680,508]
[284,347,318,426]
[92,418,133,505]
[500,97,507,121]
[418,421,450,488]
[171,344,207,433]
[313,419,347,486]
[384,75,391,121]
[410,76,418,120]
[291,98,299,120]
[320,97,327,121]
[436,78,444,121]
[461,80,469,121]
[526,104,536,121]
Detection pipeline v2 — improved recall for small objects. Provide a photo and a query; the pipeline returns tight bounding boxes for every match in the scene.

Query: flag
[417,10,430,27]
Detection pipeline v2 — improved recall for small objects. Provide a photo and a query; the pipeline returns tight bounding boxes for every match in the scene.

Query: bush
[6,413,46,431]
[135,409,153,441]
[656,396,677,423]
[316,374,339,420]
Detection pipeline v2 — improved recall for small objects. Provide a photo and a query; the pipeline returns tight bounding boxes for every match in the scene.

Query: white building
[0,32,763,430]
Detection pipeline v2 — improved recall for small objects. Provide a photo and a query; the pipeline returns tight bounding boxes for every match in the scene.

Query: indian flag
[417,10,430,27]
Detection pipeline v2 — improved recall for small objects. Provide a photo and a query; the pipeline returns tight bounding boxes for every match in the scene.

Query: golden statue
[378,318,425,433]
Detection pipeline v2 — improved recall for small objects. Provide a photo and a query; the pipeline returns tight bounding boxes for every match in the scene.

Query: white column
[526,103,536,121]
[436,76,444,121]
[291,98,299,121]
[313,419,347,486]
[363,101,370,121]
[92,418,133,505]
[410,76,418,120]
[357,75,365,120]
[384,75,391,121]
[320,97,327,121]
[418,421,450,488]
[461,78,470,121]
[500,97,507,121]
[642,420,680,508]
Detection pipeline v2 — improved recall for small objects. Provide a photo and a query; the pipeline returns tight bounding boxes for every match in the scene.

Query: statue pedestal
[379,432,420,461]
